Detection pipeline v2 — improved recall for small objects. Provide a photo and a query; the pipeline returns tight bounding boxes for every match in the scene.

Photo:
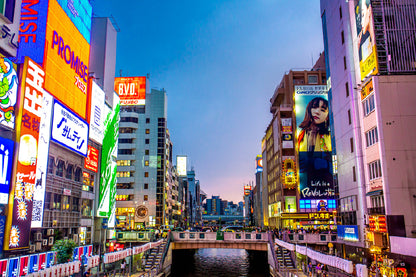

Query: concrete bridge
[170,231,269,251]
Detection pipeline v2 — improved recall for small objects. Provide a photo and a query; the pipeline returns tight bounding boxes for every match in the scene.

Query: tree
[52,239,78,264]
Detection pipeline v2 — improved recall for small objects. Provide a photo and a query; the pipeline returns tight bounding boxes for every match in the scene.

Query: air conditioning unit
[35,232,42,241]
[42,239,48,246]
[47,229,54,236]
[48,237,54,246]
[29,245,35,253]
[35,242,42,251]
[73,234,78,243]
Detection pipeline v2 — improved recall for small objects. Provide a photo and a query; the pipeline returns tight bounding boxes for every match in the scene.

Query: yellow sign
[360,79,374,100]
[309,212,332,220]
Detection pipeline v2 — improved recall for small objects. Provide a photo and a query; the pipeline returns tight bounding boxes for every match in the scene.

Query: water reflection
[171,248,269,277]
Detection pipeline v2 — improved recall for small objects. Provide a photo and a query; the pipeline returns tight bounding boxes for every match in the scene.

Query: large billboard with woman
[295,85,335,200]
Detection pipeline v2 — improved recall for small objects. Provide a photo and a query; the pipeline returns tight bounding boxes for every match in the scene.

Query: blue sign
[13,0,49,64]
[337,225,359,242]
[46,252,54,268]
[51,100,89,157]
[73,247,79,261]
[7,257,19,277]
[56,0,92,43]
[0,137,14,204]
[29,254,39,273]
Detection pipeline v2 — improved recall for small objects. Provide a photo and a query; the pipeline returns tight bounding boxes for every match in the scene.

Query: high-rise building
[321,0,416,269]
[116,87,170,228]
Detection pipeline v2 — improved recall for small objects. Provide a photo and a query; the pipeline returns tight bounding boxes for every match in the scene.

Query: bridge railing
[285,233,337,244]
[171,231,269,242]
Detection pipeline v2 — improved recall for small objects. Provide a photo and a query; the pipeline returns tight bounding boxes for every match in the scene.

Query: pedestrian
[316,263,322,277]
[120,259,126,275]
[308,262,313,276]
[83,268,91,277]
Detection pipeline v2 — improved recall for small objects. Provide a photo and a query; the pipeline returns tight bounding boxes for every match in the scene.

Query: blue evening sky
[92,0,324,203]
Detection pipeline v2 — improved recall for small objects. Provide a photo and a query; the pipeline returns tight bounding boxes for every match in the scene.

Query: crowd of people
[272,227,337,241]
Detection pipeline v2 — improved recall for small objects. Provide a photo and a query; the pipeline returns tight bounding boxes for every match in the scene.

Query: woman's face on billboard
[311,100,328,125]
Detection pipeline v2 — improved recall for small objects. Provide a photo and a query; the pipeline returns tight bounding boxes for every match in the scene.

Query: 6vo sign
[114,76,146,106]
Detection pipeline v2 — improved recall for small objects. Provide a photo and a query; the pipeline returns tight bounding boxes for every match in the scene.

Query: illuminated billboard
[281,156,296,189]
[295,85,334,200]
[97,94,119,219]
[0,56,18,129]
[5,58,44,250]
[56,0,92,43]
[51,100,89,157]
[255,155,263,173]
[0,137,14,204]
[88,81,106,144]
[244,186,252,196]
[84,145,98,172]
[114,77,146,106]
[285,196,297,213]
[176,156,187,176]
[44,0,91,119]
[32,91,53,228]
[355,0,378,80]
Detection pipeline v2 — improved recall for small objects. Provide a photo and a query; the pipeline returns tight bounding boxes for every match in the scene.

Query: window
[348,109,351,125]
[72,197,79,212]
[144,183,149,189]
[340,196,358,212]
[120,117,138,123]
[145,160,149,166]
[145,150,149,155]
[48,157,54,174]
[66,164,73,180]
[339,5,342,19]
[144,172,149,178]
[118,149,134,155]
[345,82,349,97]
[117,160,131,166]
[145,139,150,144]
[53,194,61,210]
[353,166,356,182]
[308,75,318,84]
[366,127,379,147]
[82,173,94,192]
[363,94,375,116]
[146,118,150,124]
[119,138,133,144]
[56,160,64,177]
[341,31,345,44]
[144,195,148,201]
[81,199,92,217]
[119,128,134,133]
[350,138,354,153]
[343,56,347,70]
[45,192,51,209]
[369,160,382,180]
[117,171,131,178]
[62,196,70,210]
[145,129,150,134]
[74,168,82,182]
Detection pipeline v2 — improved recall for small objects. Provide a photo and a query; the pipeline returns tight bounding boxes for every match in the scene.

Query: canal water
[170,248,269,277]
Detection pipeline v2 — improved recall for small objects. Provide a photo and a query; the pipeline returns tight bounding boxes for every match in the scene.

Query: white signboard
[51,101,89,157]
[89,81,105,144]
[176,156,187,176]
[32,91,53,228]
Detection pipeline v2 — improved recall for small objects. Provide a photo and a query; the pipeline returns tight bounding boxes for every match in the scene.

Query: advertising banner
[84,146,98,172]
[295,85,334,200]
[7,257,18,277]
[44,0,91,119]
[114,77,146,106]
[13,0,49,64]
[88,81,105,144]
[355,0,378,80]
[281,157,296,189]
[38,253,46,270]
[0,258,6,276]
[51,100,89,157]
[176,156,187,176]
[18,256,29,276]
[46,252,54,268]
[29,254,39,273]
[0,0,21,56]
[97,97,119,218]
[255,155,263,173]
[0,138,14,204]
[369,215,387,233]
[55,0,92,43]
[285,196,297,213]
[6,58,44,250]
[337,225,359,242]
[0,56,18,129]
[32,91,53,228]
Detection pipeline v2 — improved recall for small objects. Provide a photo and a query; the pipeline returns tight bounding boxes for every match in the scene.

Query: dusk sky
[92,0,324,203]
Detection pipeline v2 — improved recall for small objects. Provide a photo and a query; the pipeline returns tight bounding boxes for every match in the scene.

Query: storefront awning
[366,189,383,196]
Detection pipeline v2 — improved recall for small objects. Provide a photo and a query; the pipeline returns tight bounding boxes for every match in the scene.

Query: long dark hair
[299,97,330,135]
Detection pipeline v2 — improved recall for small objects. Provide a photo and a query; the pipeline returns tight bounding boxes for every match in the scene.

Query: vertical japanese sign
[295,85,334,200]
[6,58,44,250]
[88,81,105,144]
[0,56,18,130]
[0,137,14,204]
[50,100,89,157]
[84,145,98,172]
[32,91,53,228]
[97,97,119,220]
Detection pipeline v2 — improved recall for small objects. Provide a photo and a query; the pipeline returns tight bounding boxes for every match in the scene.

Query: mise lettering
[19,0,40,43]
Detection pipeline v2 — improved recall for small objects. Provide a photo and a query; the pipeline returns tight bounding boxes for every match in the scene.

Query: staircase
[275,245,295,269]
[143,241,167,271]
